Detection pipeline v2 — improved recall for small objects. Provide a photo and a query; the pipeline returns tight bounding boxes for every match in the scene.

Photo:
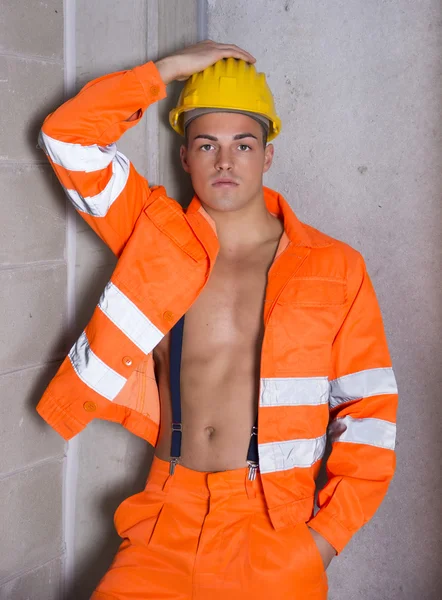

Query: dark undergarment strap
[169,314,185,474]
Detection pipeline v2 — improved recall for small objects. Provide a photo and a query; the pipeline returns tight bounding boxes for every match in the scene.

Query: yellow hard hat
[169,58,282,141]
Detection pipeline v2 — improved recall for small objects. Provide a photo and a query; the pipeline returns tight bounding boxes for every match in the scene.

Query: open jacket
[36,61,398,554]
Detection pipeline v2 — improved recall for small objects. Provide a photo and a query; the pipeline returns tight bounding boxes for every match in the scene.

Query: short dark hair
[184,123,268,148]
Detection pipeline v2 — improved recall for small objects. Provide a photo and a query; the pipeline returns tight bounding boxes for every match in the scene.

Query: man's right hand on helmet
[155,39,256,85]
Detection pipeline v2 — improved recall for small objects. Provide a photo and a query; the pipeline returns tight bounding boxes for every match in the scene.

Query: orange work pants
[92,456,328,599]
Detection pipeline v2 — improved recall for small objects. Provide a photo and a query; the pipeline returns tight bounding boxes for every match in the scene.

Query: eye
[199,144,214,151]
[238,144,251,151]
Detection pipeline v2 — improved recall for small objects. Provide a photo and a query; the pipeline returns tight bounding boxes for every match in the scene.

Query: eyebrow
[192,133,258,142]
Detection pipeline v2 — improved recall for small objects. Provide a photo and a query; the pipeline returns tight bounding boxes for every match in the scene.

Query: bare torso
[154,218,285,472]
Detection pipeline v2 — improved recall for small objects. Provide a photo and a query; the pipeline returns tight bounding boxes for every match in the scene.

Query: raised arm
[38,62,168,257]
[37,41,256,257]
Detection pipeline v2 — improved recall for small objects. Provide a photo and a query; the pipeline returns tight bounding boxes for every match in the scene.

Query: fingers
[202,39,256,63]
[216,42,256,63]
[166,40,257,83]
[221,45,256,63]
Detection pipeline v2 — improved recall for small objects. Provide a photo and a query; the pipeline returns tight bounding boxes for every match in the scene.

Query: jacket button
[150,85,160,96]
[83,401,97,412]
[163,311,174,322]
[122,356,133,367]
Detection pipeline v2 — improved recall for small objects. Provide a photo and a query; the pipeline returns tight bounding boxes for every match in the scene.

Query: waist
[147,455,266,507]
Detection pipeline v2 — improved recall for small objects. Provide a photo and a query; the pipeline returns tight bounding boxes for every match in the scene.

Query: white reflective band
[69,331,127,400]
[98,282,164,353]
[329,415,396,451]
[39,130,116,172]
[260,377,329,407]
[64,152,130,217]
[329,367,398,409]
[258,435,326,474]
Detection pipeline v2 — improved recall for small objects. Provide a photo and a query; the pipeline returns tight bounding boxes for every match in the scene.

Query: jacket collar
[186,186,331,249]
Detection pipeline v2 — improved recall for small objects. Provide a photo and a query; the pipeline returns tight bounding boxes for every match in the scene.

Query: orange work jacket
[36,61,398,554]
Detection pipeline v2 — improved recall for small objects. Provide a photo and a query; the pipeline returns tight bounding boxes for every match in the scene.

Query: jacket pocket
[143,196,207,263]
[278,277,347,307]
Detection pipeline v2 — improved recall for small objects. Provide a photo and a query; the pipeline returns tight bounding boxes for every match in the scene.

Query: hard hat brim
[169,105,281,141]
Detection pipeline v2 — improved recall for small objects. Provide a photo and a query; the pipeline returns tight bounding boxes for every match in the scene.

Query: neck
[200,189,284,255]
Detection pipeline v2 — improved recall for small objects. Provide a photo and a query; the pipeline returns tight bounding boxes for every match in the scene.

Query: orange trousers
[92,456,328,599]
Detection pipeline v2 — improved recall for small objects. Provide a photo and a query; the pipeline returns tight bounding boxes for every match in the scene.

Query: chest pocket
[278,277,347,307]
[273,277,347,375]
[143,196,207,263]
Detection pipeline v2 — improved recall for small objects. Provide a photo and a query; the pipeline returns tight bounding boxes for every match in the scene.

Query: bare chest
[186,250,273,352]
[153,243,280,386]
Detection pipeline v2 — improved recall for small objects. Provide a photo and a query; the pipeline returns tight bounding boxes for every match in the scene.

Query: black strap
[247,417,259,464]
[169,315,184,460]
[169,313,258,469]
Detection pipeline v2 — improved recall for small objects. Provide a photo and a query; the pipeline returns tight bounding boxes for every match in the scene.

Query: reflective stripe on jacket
[36,61,398,554]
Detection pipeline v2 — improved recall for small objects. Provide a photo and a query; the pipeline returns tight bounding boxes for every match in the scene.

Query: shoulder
[299,221,367,289]
[302,221,364,264]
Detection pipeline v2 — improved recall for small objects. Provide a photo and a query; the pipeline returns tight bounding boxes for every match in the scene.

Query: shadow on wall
[65,443,155,600]
[29,87,66,163]
[158,79,195,209]
[23,104,76,447]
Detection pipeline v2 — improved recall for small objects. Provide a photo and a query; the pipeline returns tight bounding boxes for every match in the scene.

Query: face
[180,112,274,213]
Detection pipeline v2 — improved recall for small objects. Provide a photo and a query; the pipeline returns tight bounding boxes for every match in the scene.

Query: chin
[203,198,248,214]
[200,197,232,210]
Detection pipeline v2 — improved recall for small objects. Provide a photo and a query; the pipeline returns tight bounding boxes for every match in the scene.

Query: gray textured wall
[207,0,442,598]
[0,0,66,598]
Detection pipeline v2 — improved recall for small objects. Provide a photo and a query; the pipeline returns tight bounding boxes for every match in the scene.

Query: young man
[36,40,398,599]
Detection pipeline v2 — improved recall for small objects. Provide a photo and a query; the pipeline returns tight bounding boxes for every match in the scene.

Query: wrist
[154,57,176,86]
[307,526,337,568]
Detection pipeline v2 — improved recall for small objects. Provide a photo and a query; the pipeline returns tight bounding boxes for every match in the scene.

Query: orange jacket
[36,61,398,554]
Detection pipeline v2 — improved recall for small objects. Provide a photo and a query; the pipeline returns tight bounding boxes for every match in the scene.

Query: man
[36,40,398,599]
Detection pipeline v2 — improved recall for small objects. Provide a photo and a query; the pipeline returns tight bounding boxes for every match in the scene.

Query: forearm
[154,56,178,86]
[40,61,167,147]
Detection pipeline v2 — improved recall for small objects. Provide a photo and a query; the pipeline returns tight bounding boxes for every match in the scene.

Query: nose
[214,147,233,171]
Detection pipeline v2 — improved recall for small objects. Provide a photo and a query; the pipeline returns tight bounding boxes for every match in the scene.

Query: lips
[212,179,238,186]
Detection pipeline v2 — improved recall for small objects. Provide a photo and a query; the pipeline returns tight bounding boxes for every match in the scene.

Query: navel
[204,426,216,439]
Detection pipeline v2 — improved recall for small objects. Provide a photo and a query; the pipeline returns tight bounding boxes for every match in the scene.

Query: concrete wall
[0,0,66,598]
[208,0,442,598]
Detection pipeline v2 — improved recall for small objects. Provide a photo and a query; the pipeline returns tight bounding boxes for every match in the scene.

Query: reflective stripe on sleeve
[260,377,329,407]
[329,415,396,451]
[64,151,129,217]
[329,367,398,409]
[69,331,127,400]
[258,434,326,474]
[39,130,116,172]
[98,282,164,353]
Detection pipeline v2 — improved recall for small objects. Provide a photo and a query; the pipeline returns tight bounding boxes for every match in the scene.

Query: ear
[180,144,191,173]
[263,143,274,174]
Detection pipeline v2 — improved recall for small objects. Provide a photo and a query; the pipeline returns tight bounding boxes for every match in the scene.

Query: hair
[184,122,268,149]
